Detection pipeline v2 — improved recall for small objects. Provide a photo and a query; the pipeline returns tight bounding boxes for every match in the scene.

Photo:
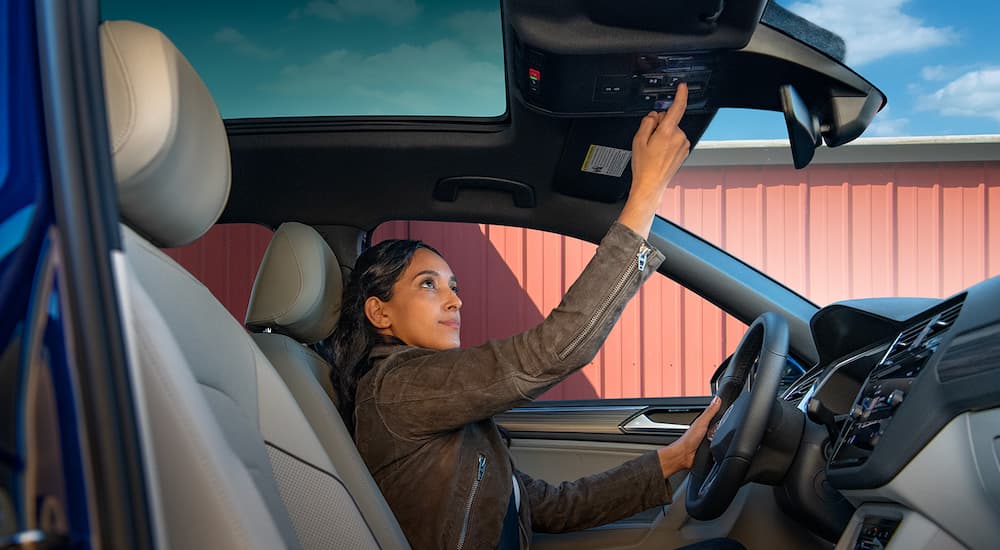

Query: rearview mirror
[780,85,821,169]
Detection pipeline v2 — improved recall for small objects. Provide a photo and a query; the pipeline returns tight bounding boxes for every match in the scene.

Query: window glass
[374,221,746,399]
[685,1,1000,304]
[100,0,506,119]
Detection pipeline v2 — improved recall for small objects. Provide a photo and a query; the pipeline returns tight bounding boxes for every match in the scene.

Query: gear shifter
[806,397,840,442]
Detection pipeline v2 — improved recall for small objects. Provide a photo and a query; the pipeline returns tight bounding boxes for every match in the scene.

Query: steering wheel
[685,312,789,520]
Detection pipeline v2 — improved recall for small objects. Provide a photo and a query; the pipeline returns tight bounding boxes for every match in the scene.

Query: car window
[374,221,746,399]
[692,0,1000,304]
[99,0,506,119]
[675,131,1000,306]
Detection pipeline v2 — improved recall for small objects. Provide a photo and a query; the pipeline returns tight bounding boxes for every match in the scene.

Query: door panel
[497,398,720,549]
[499,398,833,550]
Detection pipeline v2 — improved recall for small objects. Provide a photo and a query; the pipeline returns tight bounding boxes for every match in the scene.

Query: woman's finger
[691,396,722,433]
[633,112,658,148]
[659,83,689,129]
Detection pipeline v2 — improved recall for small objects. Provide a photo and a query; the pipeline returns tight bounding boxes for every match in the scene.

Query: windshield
[687,0,1000,305]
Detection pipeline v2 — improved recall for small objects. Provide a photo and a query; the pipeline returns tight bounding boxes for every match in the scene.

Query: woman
[326,84,724,549]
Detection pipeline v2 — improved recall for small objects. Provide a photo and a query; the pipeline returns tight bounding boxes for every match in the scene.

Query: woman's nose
[447,290,462,310]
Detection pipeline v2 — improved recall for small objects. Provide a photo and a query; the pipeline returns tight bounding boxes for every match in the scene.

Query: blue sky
[103,0,999,140]
[706,0,1000,139]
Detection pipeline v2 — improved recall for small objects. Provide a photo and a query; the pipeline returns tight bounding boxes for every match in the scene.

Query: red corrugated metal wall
[163,223,274,324]
[165,160,1000,400]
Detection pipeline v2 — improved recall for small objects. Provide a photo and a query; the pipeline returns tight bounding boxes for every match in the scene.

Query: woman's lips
[440,319,461,330]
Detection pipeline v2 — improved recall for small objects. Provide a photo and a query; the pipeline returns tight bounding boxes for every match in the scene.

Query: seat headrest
[246,223,343,344]
[100,21,231,247]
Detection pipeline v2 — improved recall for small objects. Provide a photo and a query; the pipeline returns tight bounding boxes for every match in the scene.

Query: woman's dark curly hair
[317,239,441,435]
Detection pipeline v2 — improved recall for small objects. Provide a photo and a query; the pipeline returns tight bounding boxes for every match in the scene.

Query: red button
[529,68,541,81]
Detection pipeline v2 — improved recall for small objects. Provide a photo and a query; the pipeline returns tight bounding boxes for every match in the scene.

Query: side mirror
[780,85,821,169]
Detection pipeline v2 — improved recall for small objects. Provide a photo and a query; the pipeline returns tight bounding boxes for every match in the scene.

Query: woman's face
[366,248,462,350]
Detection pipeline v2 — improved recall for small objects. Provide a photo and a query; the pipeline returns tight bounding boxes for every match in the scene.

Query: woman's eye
[421,278,435,289]
[451,286,459,295]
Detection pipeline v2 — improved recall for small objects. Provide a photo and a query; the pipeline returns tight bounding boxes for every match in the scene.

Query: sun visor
[554,114,714,203]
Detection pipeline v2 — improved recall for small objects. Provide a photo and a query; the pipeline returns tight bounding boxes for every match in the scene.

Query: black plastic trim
[434,177,536,208]
[225,115,511,136]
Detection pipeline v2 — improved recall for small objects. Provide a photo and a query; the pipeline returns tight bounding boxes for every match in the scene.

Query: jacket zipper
[456,454,487,550]
[557,243,652,361]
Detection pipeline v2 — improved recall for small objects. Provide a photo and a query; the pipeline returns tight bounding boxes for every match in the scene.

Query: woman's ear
[364,296,392,330]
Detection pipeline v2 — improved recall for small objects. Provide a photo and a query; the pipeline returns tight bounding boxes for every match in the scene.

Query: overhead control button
[595,75,629,98]
[643,74,665,87]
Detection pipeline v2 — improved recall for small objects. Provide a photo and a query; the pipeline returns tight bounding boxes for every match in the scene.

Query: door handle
[619,412,690,435]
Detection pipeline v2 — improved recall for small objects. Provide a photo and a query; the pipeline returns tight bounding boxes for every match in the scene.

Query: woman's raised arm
[618,82,690,238]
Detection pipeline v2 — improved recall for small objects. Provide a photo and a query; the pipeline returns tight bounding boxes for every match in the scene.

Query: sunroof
[101,0,507,119]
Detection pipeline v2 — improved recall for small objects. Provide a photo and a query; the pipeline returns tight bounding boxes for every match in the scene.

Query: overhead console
[515,49,719,115]
[505,0,886,168]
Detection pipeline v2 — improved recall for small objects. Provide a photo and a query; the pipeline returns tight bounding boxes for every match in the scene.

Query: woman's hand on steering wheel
[657,396,722,477]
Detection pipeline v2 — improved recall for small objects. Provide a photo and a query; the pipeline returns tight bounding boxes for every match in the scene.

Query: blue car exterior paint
[1,0,91,545]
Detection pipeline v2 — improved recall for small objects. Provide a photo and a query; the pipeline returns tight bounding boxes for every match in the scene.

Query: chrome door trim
[620,414,690,434]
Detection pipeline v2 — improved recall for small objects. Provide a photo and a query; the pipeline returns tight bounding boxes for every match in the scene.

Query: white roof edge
[687,134,1000,166]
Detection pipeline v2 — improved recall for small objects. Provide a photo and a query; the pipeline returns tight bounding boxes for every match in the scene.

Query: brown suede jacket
[354,222,671,549]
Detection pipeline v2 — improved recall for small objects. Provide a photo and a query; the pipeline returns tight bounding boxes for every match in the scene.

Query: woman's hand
[618,83,691,238]
[657,396,722,477]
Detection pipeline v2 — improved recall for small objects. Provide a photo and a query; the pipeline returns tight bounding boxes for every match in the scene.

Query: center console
[829,302,963,469]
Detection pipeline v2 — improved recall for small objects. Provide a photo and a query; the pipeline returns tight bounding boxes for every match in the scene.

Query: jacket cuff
[637,451,673,506]
[603,222,666,276]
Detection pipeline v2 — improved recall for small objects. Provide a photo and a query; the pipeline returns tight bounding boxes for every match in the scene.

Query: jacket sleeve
[372,222,666,440]
[517,451,672,533]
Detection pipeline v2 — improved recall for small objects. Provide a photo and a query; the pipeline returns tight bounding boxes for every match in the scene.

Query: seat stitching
[102,25,136,154]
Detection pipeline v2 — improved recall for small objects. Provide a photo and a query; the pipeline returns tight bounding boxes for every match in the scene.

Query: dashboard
[784,274,1000,549]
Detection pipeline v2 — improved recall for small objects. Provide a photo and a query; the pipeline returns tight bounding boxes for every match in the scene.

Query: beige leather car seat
[101,20,397,549]
[245,222,409,549]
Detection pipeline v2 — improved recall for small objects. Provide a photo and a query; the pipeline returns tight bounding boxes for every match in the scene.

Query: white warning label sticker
[581,145,632,178]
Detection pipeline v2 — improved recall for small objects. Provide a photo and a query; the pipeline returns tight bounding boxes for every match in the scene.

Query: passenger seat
[245,222,408,549]
[101,20,404,549]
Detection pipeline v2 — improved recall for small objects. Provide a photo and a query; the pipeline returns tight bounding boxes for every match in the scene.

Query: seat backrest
[102,20,386,550]
[246,222,410,549]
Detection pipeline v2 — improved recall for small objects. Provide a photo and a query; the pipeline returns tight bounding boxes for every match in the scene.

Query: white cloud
[787,0,957,65]
[920,68,1000,123]
[865,107,910,136]
[920,65,948,81]
[290,0,421,25]
[268,39,504,115]
[214,27,281,60]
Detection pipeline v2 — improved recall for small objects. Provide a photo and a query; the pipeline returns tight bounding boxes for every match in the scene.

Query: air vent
[923,302,963,341]
[885,322,926,360]
[881,299,965,367]
[782,369,820,402]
